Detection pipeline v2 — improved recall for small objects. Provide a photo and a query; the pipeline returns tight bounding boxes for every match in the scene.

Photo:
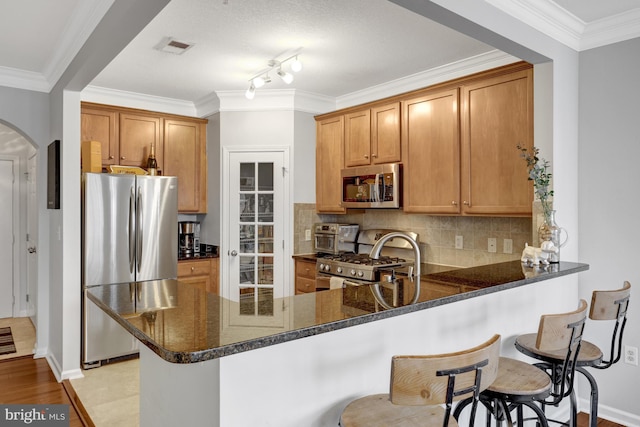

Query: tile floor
[70,359,139,427]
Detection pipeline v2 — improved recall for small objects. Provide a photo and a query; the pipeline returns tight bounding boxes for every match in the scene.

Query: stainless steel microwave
[341,163,401,209]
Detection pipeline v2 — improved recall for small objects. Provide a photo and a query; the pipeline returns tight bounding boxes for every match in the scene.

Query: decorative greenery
[517,144,553,218]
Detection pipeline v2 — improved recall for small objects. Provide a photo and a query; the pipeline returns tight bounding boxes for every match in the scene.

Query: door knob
[229,250,238,257]
[28,247,37,253]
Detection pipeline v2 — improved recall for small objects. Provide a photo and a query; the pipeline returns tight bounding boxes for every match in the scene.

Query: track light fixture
[245,54,303,99]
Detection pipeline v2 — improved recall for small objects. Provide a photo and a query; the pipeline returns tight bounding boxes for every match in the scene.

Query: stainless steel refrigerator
[82,172,178,368]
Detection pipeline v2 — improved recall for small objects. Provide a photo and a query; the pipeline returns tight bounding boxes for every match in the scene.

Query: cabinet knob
[371,154,377,158]
[121,156,126,160]
[109,155,114,159]
[364,155,369,159]
[451,201,458,206]
[191,267,195,272]
[463,200,470,206]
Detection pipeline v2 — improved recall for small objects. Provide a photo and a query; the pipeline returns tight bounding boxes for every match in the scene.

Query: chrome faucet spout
[369,232,421,307]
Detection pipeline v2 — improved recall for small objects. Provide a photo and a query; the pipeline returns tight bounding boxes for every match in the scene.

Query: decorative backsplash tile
[293,203,533,268]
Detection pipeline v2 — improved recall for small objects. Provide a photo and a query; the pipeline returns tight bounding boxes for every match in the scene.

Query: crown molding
[0,0,113,94]
[0,66,50,93]
[213,89,335,115]
[485,0,640,51]
[336,50,518,110]
[580,8,640,51]
[81,85,197,116]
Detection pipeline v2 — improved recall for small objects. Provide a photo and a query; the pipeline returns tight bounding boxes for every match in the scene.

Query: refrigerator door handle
[129,187,135,274]
[137,187,143,274]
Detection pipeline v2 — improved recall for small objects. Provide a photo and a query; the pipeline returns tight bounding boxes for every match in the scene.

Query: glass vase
[538,210,568,263]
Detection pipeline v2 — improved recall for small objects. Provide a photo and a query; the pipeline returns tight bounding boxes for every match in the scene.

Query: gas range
[316,251,412,282]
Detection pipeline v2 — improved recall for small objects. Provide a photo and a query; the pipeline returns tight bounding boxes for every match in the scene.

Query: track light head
[291,56,302,72]
[277,68,293,84]
[245,84,256,99]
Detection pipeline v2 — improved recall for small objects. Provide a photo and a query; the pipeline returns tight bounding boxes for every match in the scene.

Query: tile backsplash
[293,203,533,268]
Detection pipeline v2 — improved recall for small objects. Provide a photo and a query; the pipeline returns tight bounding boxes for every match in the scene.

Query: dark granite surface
[87,260,588,364]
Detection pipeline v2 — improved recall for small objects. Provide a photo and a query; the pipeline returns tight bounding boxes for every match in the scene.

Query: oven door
[340,278,404,316]
[314,234,337,254]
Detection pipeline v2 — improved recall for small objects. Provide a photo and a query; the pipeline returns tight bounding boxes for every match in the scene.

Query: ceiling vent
[154,37,194,55]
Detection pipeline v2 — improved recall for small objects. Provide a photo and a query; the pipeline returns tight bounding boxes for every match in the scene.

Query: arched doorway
[0,121,37,322]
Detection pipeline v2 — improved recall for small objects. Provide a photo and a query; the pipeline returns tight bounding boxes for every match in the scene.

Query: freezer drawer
[82,291,138,368]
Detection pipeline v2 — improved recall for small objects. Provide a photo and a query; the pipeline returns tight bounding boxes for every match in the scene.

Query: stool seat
[485,357,552,399]
[516,333,603,366]
[341,394,457,427]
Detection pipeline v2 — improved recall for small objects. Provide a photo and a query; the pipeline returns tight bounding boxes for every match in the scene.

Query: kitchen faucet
[369,231,421,309]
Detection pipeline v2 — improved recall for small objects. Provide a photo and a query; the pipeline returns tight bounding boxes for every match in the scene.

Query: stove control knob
[357,271,364,278]
[350,269,356,276]
[318,263,325,271]
[323,264,331,272]
[336,267,343,274]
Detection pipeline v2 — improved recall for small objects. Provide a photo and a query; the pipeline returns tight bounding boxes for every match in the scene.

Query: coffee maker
[178,221,200,258]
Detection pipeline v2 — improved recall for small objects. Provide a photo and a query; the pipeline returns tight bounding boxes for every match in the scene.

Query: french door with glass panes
[225,150,288,331]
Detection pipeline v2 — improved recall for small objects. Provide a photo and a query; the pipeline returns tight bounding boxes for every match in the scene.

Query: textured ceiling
[1,0,640,149]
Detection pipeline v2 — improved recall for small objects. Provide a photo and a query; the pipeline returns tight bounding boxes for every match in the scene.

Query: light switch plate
[455,235,463,249]
[503,239,513,254]
[305,229,311,241]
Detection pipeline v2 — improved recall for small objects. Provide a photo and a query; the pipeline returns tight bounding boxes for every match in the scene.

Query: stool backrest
[589,281,631,368]
[536,299,588,403]
[390,334,501,426]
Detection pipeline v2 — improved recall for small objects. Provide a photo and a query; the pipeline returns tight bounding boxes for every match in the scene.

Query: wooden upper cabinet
[119,112,163,170]
[344,102,401,167]
[81,106,118,166]
[371,102,401,164]
[402,89,460,214]
[80,102,208,213]
[316,116,346,213]
[164,118,207,213]
[344,110,371,167]
[460,68,533,215]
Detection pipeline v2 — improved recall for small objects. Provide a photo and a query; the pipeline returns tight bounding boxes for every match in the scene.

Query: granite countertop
[87,260,588,364]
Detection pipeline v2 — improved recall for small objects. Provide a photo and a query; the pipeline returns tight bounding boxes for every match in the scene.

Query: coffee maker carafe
[178,221,200,258]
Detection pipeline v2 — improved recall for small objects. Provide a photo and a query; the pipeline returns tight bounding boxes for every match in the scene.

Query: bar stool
[454,299,587,427]
[516,282,631,427]
[339,334,501,427]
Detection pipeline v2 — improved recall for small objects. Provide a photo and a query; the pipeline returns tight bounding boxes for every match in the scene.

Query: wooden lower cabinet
[295,258,317,295]
[404,280,461,304]
[178,258,219,295]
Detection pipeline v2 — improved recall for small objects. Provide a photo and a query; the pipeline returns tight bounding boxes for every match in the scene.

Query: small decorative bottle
[147,143,158,175]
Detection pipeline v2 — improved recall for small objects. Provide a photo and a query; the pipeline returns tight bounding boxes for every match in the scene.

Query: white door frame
[0,155,20,318]
[221,146,291,300]
[26,153,38,319]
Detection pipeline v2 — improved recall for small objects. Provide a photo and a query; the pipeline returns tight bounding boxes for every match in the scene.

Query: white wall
[578,36,640,425]
[0,86,51,357]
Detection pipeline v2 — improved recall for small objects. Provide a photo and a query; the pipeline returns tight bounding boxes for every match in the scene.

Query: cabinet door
[344,110,371,167]
[371,102,401,165]
[461,68,533,215]
[119,113,163,170]
[81,107,118,166]
[164,119,207,213]
[402,89,460,213]
[316,116,346,213]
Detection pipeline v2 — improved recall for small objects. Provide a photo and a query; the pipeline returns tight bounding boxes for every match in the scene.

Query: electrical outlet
[488,238,497,253]
[503,239,513,254]
[305,229,311,241]
[625,345,638,366]
[455,235,463,249]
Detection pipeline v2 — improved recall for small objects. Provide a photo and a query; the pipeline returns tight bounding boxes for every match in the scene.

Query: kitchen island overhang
[86,260,588,427]
[86,260,589,364]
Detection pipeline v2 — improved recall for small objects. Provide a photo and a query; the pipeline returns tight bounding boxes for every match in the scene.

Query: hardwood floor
[0,355,89,426]
[577,412,625,427]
